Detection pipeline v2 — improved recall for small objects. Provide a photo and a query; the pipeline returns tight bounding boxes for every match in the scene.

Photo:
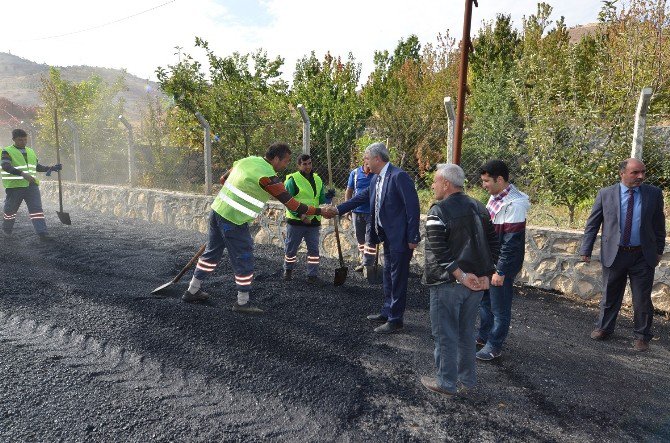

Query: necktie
[622,188,634,246]
[375,176,383,232]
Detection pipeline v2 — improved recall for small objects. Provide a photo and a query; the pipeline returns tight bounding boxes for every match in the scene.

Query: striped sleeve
[425,209,458,274]
[259,176,320,216]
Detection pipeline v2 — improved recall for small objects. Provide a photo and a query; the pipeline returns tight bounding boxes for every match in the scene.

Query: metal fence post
[63,119,82,183]
[118,115,136,187]
[195,112,212,195]
[297,104,310,155]
[631,87,653,160]
[443,97,456,164]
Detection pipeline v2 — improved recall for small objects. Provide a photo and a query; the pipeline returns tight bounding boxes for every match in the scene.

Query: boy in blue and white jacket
[476,160,530,360]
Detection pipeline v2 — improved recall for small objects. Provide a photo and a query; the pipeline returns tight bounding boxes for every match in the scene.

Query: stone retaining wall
[39,182,670,312]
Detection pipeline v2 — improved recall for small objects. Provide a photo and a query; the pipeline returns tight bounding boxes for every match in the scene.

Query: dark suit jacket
[337,164,421,253]
[580,183,666,267]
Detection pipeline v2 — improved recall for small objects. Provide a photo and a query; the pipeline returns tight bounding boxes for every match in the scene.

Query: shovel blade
[333,267,348,286]
[151,280,174,295]
[366,266,382,285]
[57,211,71,225]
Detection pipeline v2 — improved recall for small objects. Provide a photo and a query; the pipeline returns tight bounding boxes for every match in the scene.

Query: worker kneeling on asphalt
[283,154,334,283]
[2,129,62,240]
[183,142,329,313]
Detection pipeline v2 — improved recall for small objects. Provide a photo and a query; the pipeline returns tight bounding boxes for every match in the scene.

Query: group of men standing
[2,128,665,398]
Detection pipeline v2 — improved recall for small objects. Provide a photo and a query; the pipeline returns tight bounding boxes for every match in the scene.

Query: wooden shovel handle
[172,244,207,283]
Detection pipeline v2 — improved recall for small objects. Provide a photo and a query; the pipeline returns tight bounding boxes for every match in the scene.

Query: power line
[31,0,177,41]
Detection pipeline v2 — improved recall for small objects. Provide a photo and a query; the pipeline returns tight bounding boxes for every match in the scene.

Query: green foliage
[36,67,126,183]
[291,51,370,182]
[157,38,295,173]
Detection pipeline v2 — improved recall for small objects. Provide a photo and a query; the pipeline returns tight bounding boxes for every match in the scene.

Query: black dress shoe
[374,321,403,334]
[366,313,388,323]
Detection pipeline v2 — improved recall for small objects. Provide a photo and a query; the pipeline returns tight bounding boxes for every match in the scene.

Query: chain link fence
[3,112,669,231]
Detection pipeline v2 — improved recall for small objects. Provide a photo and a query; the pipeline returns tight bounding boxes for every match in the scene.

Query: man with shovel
[2,129,62,240]
[282,154,335,283]
[182,142,331,313]
[322,142,421,334]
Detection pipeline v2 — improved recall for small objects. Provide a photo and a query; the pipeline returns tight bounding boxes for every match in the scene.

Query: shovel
[151,244,206,295]
[53,109,71,225]
[366,244,382,284]
[326,135,348,286]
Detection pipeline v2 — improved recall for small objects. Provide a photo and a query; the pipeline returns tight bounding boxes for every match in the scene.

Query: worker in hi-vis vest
[282,154,335,282]
[183,142,334,313]
[2,129,62,240]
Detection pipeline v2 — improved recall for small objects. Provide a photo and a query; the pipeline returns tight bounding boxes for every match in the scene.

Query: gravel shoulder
[1,203,669,442]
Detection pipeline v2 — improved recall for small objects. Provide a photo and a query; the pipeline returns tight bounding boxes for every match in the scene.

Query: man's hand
[321,205,338,219]
[477,276,490,291]
[580,255,590,263]
[657,254,663,266]
[21,172,36,184]
[408,243,418,250]
[300,214,309,223]
[461,273,481,291]
[491,273,505,286]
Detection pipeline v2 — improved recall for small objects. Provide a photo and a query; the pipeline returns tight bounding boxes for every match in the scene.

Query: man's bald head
[619,158,646,188]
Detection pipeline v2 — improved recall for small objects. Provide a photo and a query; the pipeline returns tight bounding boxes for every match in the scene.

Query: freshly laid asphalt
[1,202,669,442]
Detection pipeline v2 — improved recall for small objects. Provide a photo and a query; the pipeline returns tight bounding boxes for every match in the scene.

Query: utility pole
[453,0,478,165]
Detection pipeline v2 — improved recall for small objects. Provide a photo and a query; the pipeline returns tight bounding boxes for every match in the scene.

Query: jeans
[430,282,483,393]
[478,272,517,351]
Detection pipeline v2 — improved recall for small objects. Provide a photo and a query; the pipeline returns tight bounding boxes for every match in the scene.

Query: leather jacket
[422,192,500,285]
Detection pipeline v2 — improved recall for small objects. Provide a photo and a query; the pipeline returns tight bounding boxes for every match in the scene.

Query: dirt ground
[1,202,669,442]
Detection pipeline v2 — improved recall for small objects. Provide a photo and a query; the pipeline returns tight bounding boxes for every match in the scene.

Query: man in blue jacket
[323,142,421,333]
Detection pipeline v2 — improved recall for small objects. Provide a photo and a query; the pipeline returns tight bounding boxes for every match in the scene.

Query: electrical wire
[31,0,177,41]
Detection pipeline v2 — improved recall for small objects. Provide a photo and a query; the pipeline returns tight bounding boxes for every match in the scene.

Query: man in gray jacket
[580,158,665,351]
[420,164,500,396]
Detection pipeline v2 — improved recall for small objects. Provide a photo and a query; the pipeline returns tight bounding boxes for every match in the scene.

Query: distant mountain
[0,52,165,123]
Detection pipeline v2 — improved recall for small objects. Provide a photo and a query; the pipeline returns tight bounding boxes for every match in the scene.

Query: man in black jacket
[420,163,500,396]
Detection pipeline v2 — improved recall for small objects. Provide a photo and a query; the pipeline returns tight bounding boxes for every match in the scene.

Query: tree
[36,68,126,183]
[290,51,370,182]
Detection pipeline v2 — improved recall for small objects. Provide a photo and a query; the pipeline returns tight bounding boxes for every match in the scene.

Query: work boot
[232,302,264,314]
[1,230,11,239]
[38,234,54,242]
[282,269,292,281]
[307,275,319,284]
[354,264,364,273]
[182,289,210,303]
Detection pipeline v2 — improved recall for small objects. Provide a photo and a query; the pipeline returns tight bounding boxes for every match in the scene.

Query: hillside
[0,52,165,123]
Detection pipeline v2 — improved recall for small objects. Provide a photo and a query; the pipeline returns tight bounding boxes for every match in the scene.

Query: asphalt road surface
[1,203,669,442]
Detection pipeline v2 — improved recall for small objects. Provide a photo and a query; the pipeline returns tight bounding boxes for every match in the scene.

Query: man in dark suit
[580,158,666,351]
[323,142,421,333]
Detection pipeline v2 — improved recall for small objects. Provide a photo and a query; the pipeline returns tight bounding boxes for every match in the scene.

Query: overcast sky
[1,0,602,83]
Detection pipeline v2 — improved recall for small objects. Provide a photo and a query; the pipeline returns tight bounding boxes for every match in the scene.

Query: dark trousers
[478,271,518,351]
[3,184,47,235]
[597,248,655,341]
[377,227,413,324]
[193,211,255,293]
[353,212,375,266]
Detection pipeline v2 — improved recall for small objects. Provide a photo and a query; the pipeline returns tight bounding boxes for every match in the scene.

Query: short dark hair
[265,142,291,160]
[12,129,27,139]
[479,159,509,182]
[297,154,311,164]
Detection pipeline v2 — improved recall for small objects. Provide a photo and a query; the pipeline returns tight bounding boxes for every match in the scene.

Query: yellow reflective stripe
[224,181,265,209]
[220,194,260,218]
